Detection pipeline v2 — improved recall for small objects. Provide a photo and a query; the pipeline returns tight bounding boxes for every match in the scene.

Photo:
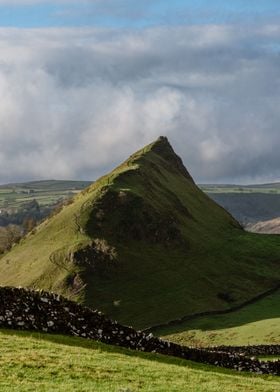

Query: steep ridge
[0,137,280,329]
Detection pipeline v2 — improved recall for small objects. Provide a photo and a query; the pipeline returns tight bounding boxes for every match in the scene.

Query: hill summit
[0,137,279,329]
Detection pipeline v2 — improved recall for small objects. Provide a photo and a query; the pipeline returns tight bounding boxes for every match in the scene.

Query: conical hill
[0,137,279,329]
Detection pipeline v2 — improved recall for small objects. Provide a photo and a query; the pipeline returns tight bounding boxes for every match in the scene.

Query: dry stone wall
[208,345,280,357]
[0,287,279,376]
[144,284,280,335]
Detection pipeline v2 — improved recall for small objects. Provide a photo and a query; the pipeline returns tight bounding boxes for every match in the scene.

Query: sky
[0,1,280,184]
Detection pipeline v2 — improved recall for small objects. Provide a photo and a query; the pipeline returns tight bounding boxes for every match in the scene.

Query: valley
[0,180,91,226]
[1,2,280,388]
[200,184,280,227]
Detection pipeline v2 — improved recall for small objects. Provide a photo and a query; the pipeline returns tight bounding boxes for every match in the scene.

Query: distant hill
[205,193,280,225]
[200,183,280,193]
[200,184,280,225]
[245,182,280,189]
[0,137,280,330]
[0,179,92,191]
[247,218,280,234]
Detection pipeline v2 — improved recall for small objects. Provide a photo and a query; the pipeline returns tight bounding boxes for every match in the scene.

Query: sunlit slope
[160,290,280,347]
[0,137,280,329]
[249,218,280,234]
[1,330,279,392]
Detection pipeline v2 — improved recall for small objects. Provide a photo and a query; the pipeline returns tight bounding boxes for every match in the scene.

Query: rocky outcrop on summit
[0,287,279,376]
[150,136,195,182]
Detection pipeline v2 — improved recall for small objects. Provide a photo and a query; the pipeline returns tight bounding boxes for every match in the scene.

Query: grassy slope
[159,290,280,347]
[0,137,280,329]
[0,158,141,299]
[0,329,279,392]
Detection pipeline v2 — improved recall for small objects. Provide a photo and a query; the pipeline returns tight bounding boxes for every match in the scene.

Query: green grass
[258,357,280,362]
[159,290,280,347]
[0,329,279,392]
[0,137,280,331]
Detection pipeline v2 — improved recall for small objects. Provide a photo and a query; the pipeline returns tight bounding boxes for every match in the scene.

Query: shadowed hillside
[0,137,280,329]
[159,289,280,347]
[203,192,280,225]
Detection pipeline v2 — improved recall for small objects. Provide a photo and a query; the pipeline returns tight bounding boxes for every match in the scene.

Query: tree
[0,225,22,253]
[22,217,36,233]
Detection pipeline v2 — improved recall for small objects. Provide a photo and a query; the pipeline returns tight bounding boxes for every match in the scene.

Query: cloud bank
[0,25,280,184]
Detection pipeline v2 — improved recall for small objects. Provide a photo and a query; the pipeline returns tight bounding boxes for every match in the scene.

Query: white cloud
[0,26,279,184]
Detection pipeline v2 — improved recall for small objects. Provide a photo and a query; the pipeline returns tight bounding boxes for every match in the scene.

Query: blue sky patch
[0,0,279,28]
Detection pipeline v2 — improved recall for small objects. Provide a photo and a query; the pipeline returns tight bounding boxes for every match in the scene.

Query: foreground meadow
[0,329,279,391]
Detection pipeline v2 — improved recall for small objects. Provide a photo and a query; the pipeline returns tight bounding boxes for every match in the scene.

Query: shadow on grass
[0,328,277,382]
[156,289,280,336]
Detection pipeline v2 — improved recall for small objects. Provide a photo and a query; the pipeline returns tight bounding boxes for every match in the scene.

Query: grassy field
[0,137,280,330]
[259,357,280,362]
[0,329,279,392]
[0,180,91,209]
[200,184,280,194]
[159,289,280,347]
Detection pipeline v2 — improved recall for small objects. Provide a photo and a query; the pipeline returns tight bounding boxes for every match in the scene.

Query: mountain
[0,136,280,329]
[248,218,280,234]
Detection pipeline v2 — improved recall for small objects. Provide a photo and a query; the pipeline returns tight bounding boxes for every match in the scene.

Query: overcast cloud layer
[0,25,280,184]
